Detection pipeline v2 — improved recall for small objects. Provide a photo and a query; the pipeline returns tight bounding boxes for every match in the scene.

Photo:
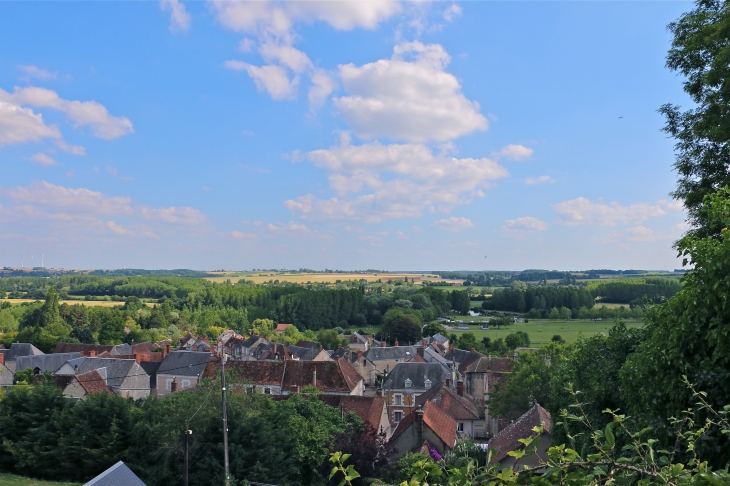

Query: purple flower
[428,446,443,461]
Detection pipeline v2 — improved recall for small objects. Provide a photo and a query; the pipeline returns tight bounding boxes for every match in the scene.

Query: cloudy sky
[0,1,692,271]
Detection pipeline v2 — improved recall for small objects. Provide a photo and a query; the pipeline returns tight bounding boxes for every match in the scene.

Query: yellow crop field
[0,299,155,307]
[206,272,463,285]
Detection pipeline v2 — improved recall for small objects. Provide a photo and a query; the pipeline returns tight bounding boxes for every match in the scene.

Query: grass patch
[0,474,81,486]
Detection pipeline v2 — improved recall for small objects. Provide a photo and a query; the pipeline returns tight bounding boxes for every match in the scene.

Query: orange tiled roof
[390,402,457,448]
[76,369,112,396]
[487,403,552,463]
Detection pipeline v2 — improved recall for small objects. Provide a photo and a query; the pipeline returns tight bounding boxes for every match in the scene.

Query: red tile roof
[415,383,480,421]
[275,324,293,332]
[487,404,552,463]
[75,369,112,396]
[53,343,113,355]
[206,360,285,385]
[318,395,385,431]
[390,402,457,448]
[410,354,428,363]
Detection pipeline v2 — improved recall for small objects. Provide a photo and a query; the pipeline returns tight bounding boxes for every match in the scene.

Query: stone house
[62,369,112,399]
[486,404,552,469]
[16,352,80,375]
[55,357,151,399]
[0,353,13,387]
[0,343,44,372]
[381,362,448,426]
[388,402,457,461]
[156,351,212,397]
[287,344,332,361]
[351,345,420,386]
[415,380,481,439]
[319,394,391,437]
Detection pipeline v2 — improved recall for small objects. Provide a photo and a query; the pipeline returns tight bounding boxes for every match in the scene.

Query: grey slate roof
[75,358,141,389]
[431,333,449,344]
[287,345,323,361]
[157,351,210,377]
[3,343,44,361]
[16,352,80,373]
[444,348,479,365]
[382,362,448,390]
[364,346,418,362]
[84,461,146,486]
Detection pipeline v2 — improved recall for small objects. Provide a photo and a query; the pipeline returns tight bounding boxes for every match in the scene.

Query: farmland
[206,272,464,285]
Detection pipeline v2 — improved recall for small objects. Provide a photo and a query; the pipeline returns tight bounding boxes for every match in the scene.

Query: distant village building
[486,404,552,469]
[388,402,457,461]
[381,362,448,426]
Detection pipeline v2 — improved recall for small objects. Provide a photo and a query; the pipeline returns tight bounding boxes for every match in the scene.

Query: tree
[97,315,126,345]
[504,331,530,349]
[421,321,445,337]
[316,329,342,350]
[620,187,730,465]
[449,291,471,315]
[251,318,274,336]
[659,1,730,236]
[457,332,478,351]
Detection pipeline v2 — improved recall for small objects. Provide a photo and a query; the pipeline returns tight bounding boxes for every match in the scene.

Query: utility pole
[221,357,230,486]
[183,421,191,486]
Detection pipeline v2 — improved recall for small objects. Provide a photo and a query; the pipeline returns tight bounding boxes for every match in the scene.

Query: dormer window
[405,378,412,388]
[425,379,432,389]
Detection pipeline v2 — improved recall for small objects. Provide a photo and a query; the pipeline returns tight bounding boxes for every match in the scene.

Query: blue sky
[0,1,693,271]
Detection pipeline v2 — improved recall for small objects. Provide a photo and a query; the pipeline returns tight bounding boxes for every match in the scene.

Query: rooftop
[486,404,552,463]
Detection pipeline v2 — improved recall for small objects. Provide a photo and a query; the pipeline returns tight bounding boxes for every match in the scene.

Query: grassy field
[0,299,154,308]
[206,272,464,285]
[0,474,80,486]
[447,319,642,347]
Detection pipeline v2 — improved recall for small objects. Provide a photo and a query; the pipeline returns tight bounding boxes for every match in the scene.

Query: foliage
[504,331,530,349]
[456,332,479,351]
[421,321,446,337]
[585,277,682,304]
[483,286,594,314]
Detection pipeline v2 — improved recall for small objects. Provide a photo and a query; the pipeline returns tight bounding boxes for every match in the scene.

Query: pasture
[206,272,463,285]
[0,475,80,486]
[447,319,642,347]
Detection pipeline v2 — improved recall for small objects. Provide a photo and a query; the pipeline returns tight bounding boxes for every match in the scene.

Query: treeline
[482,286,594,313]
[88,269,213,277]
[276,289,365,330]
[0,378,387,485]
[586,277,682,304]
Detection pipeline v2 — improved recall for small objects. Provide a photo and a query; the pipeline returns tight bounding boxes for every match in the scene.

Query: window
[393,394,403,406]
[182,380,191,389]
[394,411,403,423]
[405,378,412,388]
[166,379,173,391]
[458,423,464,433]
[425,379,432,389]
[264,387,271,394]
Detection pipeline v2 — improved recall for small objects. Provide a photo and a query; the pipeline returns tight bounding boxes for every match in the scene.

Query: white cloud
[492,144,533,161]
[309,69,337,107]
[334,41,488,142]
[141,206,207,225]
[56,140,86,155]
[225,61,298,100]
[553,197,683,227]
[259,42,312,73]
[106,221,135,236]
[18,65,58,82]
[1,86,133,140]
[230,230,258,240]
[106,165,119,176]
[29,153,56,166]
[359,235,384,247]
[267,221,309,233]
[160,0,191,32]
[2,181,134,215]
[285,140,508,222]
[443,4,462,22]
[0,100,61,146]
[525,175,555,185]
[502,216,549,238]
[432,216,474,232]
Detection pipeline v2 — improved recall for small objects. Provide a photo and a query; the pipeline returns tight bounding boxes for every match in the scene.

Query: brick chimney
[380,341,386,348]
[0,353,4,365]
[192,344,198,352]
[417,347,424,358]
[394,339,399,347]
[171,377,178,392]
[376,388,383,397]
[319,344,323,352]
[89,350,97,357]
[449,343,454,352]
[135,353,142,363]
[471,348,475,353]
[456,380,464,397]
[422,338,427,347]
[416,406,425,446]
[445,378,451,388]
[166,342,171,355]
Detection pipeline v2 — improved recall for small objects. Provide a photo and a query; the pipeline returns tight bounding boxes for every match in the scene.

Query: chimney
[394,339,399,347]
[356,350,363,361]
[380,341,386,348]
[417,347,424,358]
[319,344,323,352]
[376,388,383,397]
[416,406,425,446]
[0,353,4,365]
[192,344,198,352]
[449,343,454,352]
[338,343,342,349]
[471,348,476,353]
[171,377,178,393]
[135,353,142,363]
[313,369,317,388]
[166,343,171,355]
[292,385,300,394]
[422,338,427,347]
[457,380,464,397]
[89,350,97,357]
[445,378,451,388]
[162,345,167,359]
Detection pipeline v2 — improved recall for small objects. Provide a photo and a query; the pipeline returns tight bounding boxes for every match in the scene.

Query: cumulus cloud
[29,153,56,166]
[443,4,462,22]
[230,230,258,240]
[525,175,555,185]
[106,221,135,236]
[432,216,474,232]
[553,197,683,227]
[160,0,191,32]
[492,144,533,161]
[0,86,133,144]
[285,140,508,222]
[0,100,61,146]
[18,65,58,82]
[225,61,298,100]
[502,216,548,238]
[334,41,488,142]
[214,0,400,107]
[141,206,207,225]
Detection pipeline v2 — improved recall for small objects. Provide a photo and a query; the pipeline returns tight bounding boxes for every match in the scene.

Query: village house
[62,369,112,399]
[388,402,457,461]
[381,362,449,426]
[486,404,552,469]
[415,380,481,438]
[0,343,44,372]
[55,357,151,399]
[16,352,80,375]
[224,335,269,361]
[461,355,514,437]
[345,332,370,351]
[275,323,293,333]
[351,345,420,386]
[204,358,364,396]
[0,353,13,387]
[257,342,299,361]
[287,344,332,361]
[318,394,392,437]
[156,351,212,397]
[53,342,135,356]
